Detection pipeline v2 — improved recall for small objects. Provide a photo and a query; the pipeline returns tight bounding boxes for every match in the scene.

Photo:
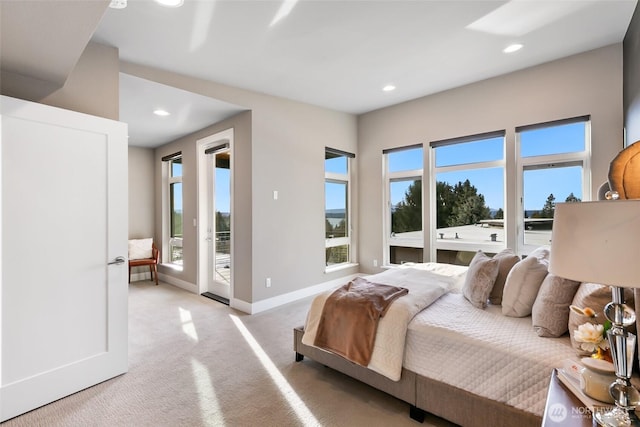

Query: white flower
[574,323,609,353]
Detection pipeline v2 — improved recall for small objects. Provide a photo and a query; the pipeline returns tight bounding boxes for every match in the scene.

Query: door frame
[196,128,234,300]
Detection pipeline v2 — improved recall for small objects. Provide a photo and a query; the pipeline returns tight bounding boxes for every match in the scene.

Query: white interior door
[0,96,128,422]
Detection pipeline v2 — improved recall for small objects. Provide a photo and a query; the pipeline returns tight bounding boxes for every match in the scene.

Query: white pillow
[502,246,550,317]
[129,238,153,260]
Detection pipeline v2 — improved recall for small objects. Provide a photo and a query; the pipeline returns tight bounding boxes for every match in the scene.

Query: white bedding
[302,266,460,380]
[404,292,576,417]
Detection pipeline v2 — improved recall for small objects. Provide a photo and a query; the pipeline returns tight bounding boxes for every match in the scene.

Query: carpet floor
[1,281,455,427]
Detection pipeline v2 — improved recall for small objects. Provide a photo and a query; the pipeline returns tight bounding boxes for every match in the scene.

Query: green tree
[494,208,504,219]
[333,219,347,238]
[392,180,422,233]
[448,179,491,226]
[565,192,581,203]
[540,193,556,218]
[216,211,230,233]
[325,218,334,238]
[436,181,455,228]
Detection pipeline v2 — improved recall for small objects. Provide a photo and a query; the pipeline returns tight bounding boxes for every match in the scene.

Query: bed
[293,262,577,426]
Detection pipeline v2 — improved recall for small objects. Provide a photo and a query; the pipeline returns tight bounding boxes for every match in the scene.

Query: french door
[197,129,233,302]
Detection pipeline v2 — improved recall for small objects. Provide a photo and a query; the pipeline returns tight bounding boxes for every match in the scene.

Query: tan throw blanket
[314,277,408,366]
[303,266,462,380]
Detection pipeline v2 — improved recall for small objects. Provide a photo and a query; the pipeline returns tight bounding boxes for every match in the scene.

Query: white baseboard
[231,273,361,314]
[134,271,358,316]
[157,272,197,293]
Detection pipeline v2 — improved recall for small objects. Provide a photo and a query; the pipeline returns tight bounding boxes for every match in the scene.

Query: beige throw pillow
[502,246,550,317]
[531,274,581,337]
[489,248,520,305]
[462,251,499,309]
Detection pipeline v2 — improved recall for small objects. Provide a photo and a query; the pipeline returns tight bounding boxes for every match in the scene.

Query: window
[162,152,183,266]
[325,148,354,268]
[517,116,590,253]
[384,145,423,265]
[431,132,505,262]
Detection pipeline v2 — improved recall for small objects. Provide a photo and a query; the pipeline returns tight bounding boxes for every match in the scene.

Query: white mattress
[404,291,576,417]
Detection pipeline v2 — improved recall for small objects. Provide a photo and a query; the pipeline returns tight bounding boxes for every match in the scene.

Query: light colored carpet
[2,281,456,427]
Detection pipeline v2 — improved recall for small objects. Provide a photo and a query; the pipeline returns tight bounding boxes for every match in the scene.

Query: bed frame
[293,326,540,427]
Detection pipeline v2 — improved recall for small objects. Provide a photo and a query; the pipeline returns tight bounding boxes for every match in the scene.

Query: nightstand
[542,369,595,426]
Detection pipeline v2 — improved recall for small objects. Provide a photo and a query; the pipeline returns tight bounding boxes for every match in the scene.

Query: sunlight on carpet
[191,358,224,426]
[229,314,321,426]
[179,307,199,342]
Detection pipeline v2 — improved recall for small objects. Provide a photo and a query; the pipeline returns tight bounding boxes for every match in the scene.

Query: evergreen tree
[436,181,455,228]
[448,179,490,226]
[540,193,556,218]
[494,208,504,219]
[392,180,422,233]
[325,218,334,238]
[565,192,581,203]
[216,211,230,233]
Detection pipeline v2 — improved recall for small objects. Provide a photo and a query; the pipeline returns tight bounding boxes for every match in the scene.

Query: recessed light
[155,0,184,7]
[383,84,396,92]
[109,0,127,9]
[503,43,523,53]
[154,109,171,117]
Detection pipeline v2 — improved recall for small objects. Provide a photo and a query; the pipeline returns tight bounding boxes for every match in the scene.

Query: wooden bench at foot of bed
[293,326,540,427]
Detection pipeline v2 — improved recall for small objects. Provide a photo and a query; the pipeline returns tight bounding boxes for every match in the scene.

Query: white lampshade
[549,200,640,288]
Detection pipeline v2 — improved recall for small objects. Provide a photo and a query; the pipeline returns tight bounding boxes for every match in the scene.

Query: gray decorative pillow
[502,246,550,317]
[532,274,581,337]
[462,251,499,309]
[489,248,520,305]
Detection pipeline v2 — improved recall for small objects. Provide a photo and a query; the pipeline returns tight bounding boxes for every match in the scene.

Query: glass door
[206,147,232,301]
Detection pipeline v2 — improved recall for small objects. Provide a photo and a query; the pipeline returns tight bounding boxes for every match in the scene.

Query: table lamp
[550,199,640,427]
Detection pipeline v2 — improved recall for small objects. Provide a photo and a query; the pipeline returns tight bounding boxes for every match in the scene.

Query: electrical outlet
[265,277,271,288]
[373,259,378,267]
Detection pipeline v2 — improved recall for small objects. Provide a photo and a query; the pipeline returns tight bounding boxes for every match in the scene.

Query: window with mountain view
[325,148,354,268]
[162,153,183,266]
[384,145,423,265]
[518,116,589,252]
[431,132,505,262]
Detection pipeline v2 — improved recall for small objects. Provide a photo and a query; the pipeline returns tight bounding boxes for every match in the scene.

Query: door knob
[108,256,126,265]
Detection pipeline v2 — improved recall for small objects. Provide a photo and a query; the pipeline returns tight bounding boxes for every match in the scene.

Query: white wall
[357,44,625,274]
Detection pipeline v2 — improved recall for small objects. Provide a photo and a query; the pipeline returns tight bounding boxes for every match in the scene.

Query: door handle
[108,256,126,265]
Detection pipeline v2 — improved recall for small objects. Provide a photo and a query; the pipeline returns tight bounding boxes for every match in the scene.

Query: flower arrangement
[570,305,612,363]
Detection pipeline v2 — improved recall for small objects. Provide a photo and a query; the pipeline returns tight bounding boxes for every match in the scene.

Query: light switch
[273,190,278,200]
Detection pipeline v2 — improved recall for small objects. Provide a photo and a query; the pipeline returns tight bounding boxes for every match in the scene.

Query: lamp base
[594,407,640,427]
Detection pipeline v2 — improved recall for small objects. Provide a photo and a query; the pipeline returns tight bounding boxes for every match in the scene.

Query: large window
[162,152,183,266]
[325,148,354,268]
[384,145,423,265]
[517,116,590,252]
[431,132,505,262]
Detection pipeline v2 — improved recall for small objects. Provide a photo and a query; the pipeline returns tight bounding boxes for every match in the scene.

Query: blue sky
[326,121,585,212]
[204,122,586,215]
[215,167,231,213]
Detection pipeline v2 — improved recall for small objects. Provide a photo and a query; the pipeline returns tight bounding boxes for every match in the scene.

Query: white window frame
[325,148,354,271]
[383,144,424,266]
[516,116,591,255]
[162,154,183,268]
[429,131,506,257]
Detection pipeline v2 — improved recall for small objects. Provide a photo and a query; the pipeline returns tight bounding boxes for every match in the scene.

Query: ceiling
[2,1,638,148]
